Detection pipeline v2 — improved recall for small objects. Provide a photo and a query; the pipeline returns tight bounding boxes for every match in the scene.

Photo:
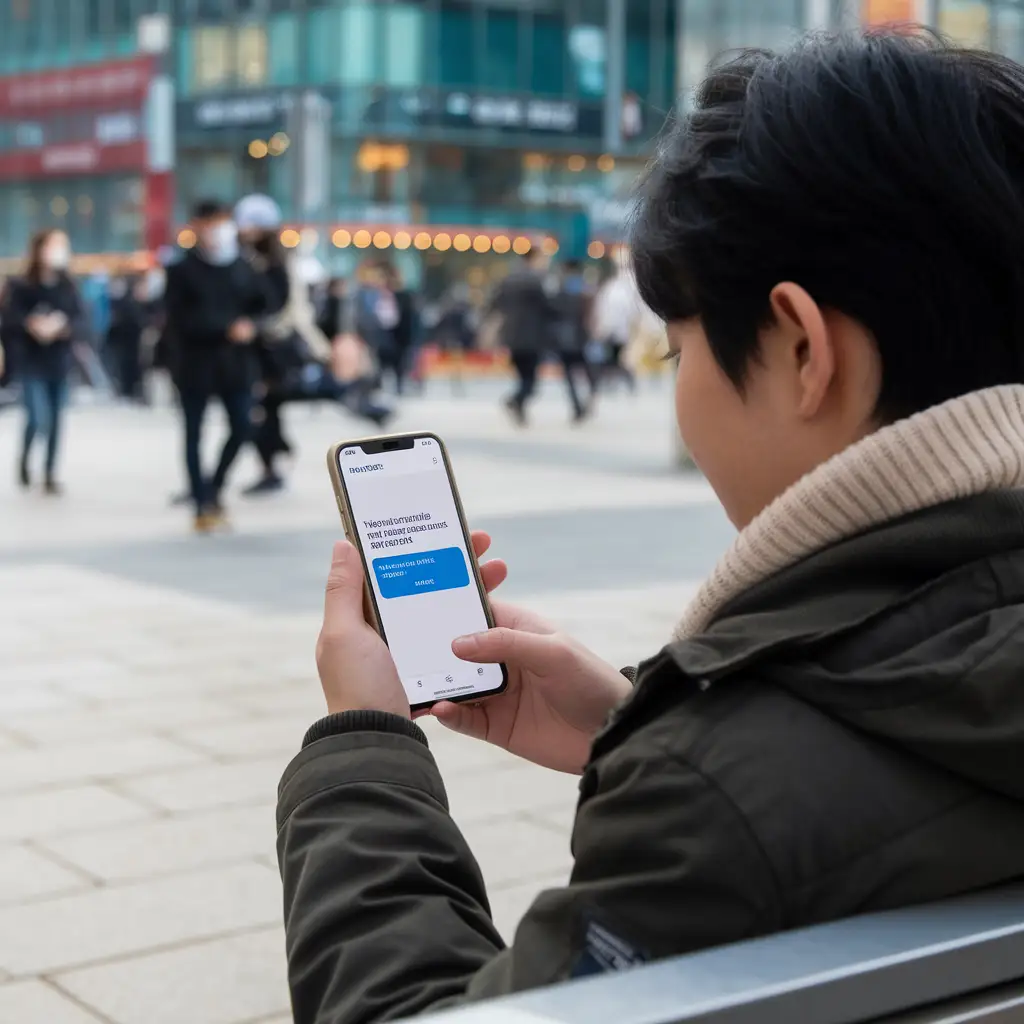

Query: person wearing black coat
[275,34,1024,1024]
[106,276,155,403]
[487,248,561,425]
[164,200,272,532]
[7,229,84,494]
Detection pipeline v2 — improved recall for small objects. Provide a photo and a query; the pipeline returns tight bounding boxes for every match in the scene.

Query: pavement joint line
[514,810,576,838]
[39,977,115,1024]
[23,838,106,889]
[10,919,286,984]
[93,779,173,819]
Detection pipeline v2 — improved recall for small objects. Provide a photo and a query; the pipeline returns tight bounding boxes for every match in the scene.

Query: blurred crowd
[0,193,664,529]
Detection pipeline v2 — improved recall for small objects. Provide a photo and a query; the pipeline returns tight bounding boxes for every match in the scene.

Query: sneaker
[242,474,285,497]
[193,512,217,534]
[43,479,62,497]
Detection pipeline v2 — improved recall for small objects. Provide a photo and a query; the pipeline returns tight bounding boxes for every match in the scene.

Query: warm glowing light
[472,235,491,253]
[542,236,559,255]
[178,228,197,249]
[333,229,352,248]
[492,235,511,254]
[268,132,290,155]
[76,195,94,216]
[372,231,392,248]
[587,240,606,259]
[50,196,68,217]
[393,231,412,249]
[357,143,382,173]
[413,232,432,250]
[248,139,268,159]
[353,229,372,248]
[512,236,532,255]
[567,154,586,172]
[597,154,615,172]
[467,267,486,286]
[523,152,548,170]
[280,228,301,248]
[453,233,471,252]
[433,232,452,251]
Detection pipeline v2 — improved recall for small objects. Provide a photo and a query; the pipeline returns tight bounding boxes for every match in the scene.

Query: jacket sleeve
[277,714,782,1024]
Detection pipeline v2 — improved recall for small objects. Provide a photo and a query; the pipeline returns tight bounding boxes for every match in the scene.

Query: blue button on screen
[372,547,470,599]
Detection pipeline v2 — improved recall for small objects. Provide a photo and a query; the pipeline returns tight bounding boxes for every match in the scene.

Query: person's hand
[26,314,56,343]
[433,608,633,775]
[316,531,508,719]
[228,318,255,344]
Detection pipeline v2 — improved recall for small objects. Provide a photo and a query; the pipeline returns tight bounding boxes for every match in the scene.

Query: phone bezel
[327,431,509,713]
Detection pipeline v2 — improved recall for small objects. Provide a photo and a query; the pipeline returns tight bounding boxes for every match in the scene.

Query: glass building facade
[1,0,1020,278]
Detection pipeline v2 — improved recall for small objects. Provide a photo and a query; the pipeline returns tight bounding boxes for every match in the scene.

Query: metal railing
[420,884,1024,1024]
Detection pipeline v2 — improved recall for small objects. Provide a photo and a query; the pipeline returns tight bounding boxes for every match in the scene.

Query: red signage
[0,140,147,181]
[0,56,154,117]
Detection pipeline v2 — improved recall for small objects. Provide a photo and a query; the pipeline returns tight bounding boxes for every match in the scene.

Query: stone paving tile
[488,873,572,944]
[118,757,287,815]
[462,817,573,889]
[41,806,275,883]
[0,863,280,976]
[0,979,108,1023]
[55,928,290,1024]
[0,736,208,796]
[167,716,318,762]
[0,845,93,905]
[0,785,153,843]
[443,760,582,827]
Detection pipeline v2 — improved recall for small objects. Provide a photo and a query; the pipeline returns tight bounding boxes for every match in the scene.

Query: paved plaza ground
[0,376,730,1024]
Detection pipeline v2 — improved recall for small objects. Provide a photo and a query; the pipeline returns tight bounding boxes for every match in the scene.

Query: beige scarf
[674,385,1024,640]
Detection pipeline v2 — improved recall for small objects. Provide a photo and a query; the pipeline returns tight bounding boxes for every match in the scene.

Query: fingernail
[452,634,479,654]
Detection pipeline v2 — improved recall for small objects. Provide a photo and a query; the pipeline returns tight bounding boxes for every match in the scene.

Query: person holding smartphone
[8,229,83,495]
[277,32,1024,1023]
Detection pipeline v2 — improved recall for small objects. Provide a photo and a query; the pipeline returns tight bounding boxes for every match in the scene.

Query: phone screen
[336,436,506,707]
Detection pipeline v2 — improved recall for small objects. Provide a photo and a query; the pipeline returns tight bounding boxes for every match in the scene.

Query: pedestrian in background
[591,253,639,393]
[488,247,561,426]
[106,275,154,403]
[164,199,270,533]
[7,229,83,494]
[379,264,418,395]
[557,259,597,423]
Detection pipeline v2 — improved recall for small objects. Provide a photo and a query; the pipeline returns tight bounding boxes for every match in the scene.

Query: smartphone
[328,432,508,712]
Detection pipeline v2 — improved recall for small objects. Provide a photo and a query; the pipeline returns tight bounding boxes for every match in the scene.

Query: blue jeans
[21,374,69,480]
[181,387,254,513]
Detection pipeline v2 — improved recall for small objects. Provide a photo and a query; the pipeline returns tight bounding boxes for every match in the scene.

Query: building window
[483,7,521,91]
[269,13,300,86]
[531,11,568,96]
[192,26,233,91]
[385,4,426,87]
[236,24,269,86]
[439,1,476,88]
[340,1,377,86]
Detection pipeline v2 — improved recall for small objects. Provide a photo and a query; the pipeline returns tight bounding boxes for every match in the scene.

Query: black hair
[192,198,230,221]
[562,259,584,273]
[631,31,1024,422]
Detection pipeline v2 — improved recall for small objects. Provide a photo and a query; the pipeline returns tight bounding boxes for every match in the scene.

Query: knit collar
[674,385,1024,640]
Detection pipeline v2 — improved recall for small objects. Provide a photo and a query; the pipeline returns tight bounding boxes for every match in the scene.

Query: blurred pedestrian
[591,254,639,393]
[379,264,418,395]
[164,199,270,532]
[556,259,597,423]
[7,229,84,494]
[434,282,478,397]
[488,248,561,426]
[235,199,393,497]
[106,275,154,402]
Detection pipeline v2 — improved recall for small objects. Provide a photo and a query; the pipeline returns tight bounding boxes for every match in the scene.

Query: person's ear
[768,282,835,420]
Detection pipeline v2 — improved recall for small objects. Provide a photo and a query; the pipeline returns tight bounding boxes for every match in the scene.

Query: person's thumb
[452,627,561,671]
[322,541,366,633]
[430,700,489,742]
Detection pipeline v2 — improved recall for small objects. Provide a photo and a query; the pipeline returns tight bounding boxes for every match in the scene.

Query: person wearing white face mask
[164,200,272,533]
[6,229,83,494]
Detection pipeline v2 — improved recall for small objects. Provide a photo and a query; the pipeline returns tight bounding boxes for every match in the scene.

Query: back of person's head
[633,31,1024,425]
[631,31,1024,526]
